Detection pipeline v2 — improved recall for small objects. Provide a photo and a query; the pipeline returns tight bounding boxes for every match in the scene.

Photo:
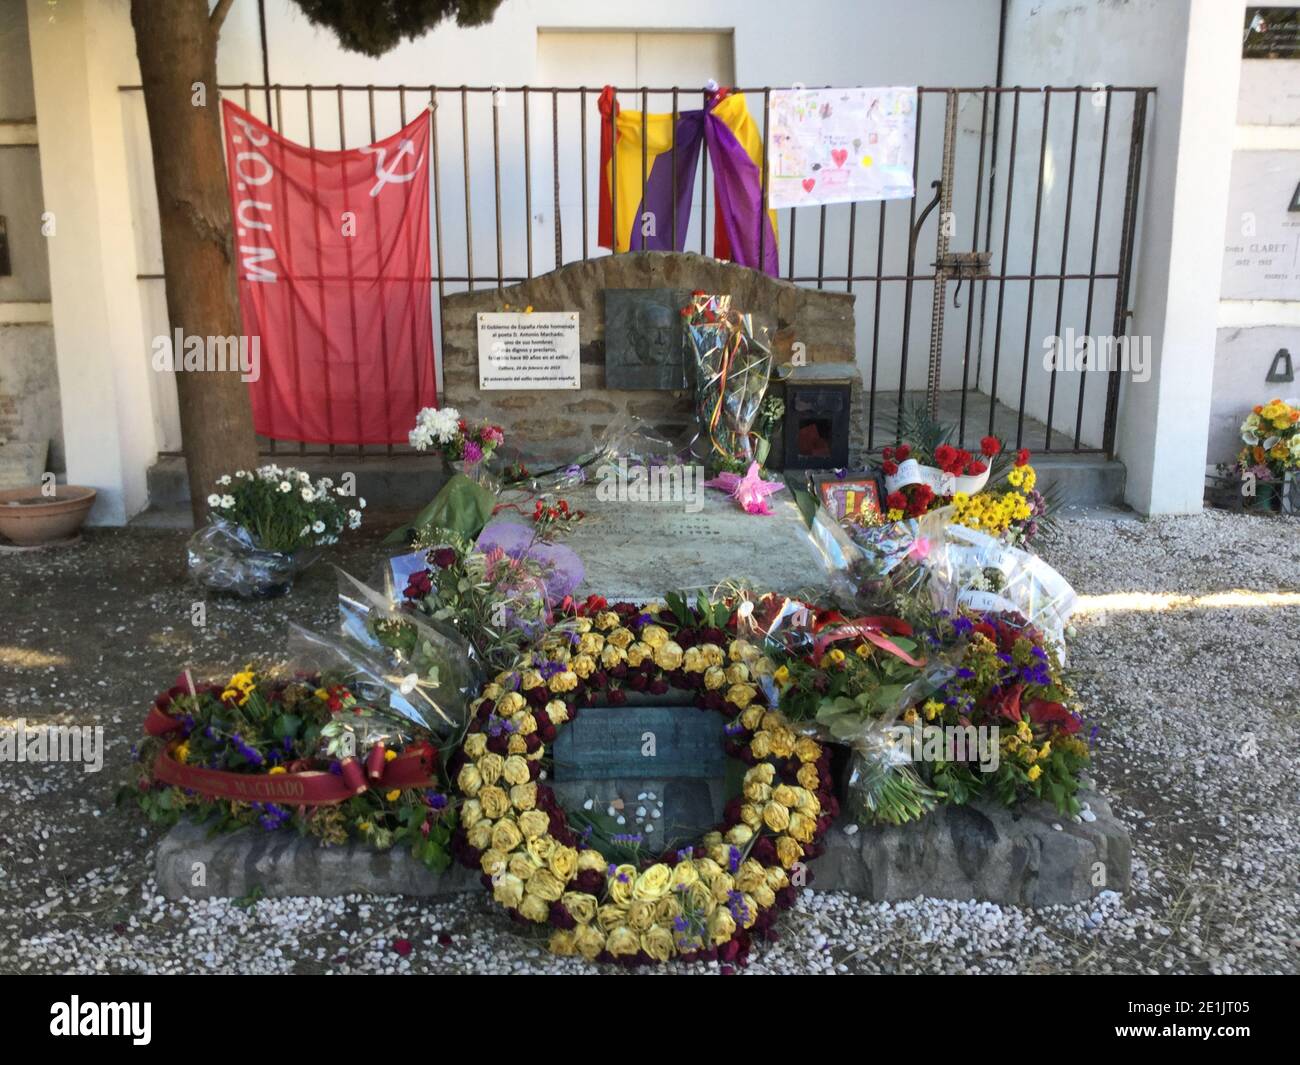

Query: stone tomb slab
[555,480,828,602]
[154,789,1131,906]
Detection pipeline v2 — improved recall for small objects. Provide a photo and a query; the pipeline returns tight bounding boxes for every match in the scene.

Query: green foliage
[289,0,505,58]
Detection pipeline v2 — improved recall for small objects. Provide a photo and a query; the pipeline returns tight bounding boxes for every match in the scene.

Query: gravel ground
[1,507,1297,975]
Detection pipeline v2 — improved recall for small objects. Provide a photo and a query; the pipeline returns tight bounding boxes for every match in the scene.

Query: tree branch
[210,0,237,35]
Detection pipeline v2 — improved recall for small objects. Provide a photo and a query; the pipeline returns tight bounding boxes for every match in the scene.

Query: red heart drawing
[831,148,848,168]
[802,177,816,193]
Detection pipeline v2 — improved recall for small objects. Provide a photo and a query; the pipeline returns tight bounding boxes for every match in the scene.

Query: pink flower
[463,440,483,464]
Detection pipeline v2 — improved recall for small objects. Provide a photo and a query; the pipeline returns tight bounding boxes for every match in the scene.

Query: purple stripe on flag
[632,110,705,252]
[704,115,780,276]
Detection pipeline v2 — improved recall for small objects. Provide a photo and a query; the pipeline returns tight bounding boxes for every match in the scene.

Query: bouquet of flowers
[126,670,456,871]
[914,612,1090,814]
[204,464,364,552]
[683,292,772,469]
[189,465,365,597]
[409,405,505,466]
[880,434,1000,520]
[402,532,553,672]
[1236,398,1300,484]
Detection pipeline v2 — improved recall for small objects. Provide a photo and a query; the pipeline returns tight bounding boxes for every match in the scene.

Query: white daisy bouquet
[206,464,365,553]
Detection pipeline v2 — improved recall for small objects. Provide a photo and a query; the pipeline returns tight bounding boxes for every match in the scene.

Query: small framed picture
[811,472,883,523]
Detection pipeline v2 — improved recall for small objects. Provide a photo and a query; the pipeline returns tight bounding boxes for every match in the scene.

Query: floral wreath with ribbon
[449,594,837,966]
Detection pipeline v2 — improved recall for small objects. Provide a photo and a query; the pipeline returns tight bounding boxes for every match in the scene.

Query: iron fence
[124,82,1153,460]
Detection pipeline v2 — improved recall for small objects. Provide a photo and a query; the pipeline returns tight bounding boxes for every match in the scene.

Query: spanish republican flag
[598,87,778,276]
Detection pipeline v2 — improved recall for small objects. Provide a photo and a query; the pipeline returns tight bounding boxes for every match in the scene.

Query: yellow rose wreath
[450,597,833,967]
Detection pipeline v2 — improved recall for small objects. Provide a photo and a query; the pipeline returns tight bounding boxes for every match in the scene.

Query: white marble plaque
[477,311,580,390]
[1221,151,1300,300]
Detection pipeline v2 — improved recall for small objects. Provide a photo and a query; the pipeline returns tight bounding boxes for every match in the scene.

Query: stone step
[155,788,1130,908]
[148,449,1127,513]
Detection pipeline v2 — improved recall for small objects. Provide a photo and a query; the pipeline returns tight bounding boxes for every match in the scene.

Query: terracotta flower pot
[0,485,97,545]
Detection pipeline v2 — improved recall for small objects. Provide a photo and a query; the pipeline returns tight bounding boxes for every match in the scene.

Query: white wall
[1209,31,1300,468]
[26,0,157,523]
[999,0,1245,514]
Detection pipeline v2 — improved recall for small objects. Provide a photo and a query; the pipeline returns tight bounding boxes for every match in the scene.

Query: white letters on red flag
[222,100,437,444]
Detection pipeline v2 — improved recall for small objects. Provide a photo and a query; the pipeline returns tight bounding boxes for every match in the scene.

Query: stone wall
[440,251,856,461]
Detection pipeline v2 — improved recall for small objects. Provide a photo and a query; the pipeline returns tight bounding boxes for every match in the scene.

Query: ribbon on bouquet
[810,614,924,667]
[144,708,439,806]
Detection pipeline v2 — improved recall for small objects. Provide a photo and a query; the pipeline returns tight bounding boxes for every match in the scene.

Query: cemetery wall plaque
[604,288,690,390]
[476,311,580,390]
[1220,151,1300,300]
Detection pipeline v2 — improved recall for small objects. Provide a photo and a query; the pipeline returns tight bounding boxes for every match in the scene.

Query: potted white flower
[187,464,365,597]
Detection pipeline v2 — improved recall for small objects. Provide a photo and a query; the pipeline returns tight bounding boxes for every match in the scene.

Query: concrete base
[156,790,1129,907]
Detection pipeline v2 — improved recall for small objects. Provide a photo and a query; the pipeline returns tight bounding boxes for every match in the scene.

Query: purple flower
[463,441,483,464]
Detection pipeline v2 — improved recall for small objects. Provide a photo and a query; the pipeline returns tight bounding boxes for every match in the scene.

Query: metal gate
[124,82,1152,459]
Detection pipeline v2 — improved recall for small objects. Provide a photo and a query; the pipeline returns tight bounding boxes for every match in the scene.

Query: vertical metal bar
[926,90,958,419]
[787,210,797,279]
[430,88,447,407]
[868,200,885,450]
[895,90,924,440]
[961,87,987,444]
[845,202,857,295]
[1014,90,1052,449]
[987,90,1021,439]
[816,205,827,290]
[305,89,333,458]
[257,0,272,121]
[461,88,475,291]
[491,87,503,286]
[1075,88,1113,450]
[551,89,563,269]
[1103,90,1148,457]
[1044,88,1082,451]
[338,86,364,454]
[699,88,708,256]
[640,88,648,251]
[523,88,533,277]
[580,88,589,261]
[610,86,619,254]
[958,88,991,448]
[671,88,679,249]
[367,86,394,453]
[758,87,771,272]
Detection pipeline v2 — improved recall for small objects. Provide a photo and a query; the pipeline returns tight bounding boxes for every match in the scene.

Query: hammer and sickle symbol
[360,138,424,198]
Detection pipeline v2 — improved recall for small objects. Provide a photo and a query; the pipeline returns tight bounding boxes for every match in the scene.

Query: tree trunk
[130,0,257,525]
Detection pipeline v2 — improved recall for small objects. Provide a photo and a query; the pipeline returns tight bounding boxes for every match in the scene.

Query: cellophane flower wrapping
[763,525,959,826]
[684,294,772,466]
[922,523,1077,657]
[285,567,479,740]
[515,412,684,491]
[186,517,319,599]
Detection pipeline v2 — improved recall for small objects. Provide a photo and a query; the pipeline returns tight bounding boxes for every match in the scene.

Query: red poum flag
[222,100,437,444]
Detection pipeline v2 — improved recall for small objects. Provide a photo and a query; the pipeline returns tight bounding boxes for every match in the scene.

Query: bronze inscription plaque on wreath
[604,288,690,390]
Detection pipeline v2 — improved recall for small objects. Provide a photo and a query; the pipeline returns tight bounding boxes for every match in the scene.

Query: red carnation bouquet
[879,430,1003,520]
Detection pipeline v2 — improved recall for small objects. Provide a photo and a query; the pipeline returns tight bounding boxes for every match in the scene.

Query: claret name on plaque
[477,311,580,390]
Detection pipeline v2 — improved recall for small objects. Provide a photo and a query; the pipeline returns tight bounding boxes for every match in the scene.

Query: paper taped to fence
[767,86,917,209]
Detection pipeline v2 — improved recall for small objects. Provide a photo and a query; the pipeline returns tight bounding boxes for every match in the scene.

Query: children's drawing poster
[767,86,917,209]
